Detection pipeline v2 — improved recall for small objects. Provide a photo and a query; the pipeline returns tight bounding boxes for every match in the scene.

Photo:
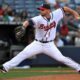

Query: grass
[0,67,77,78]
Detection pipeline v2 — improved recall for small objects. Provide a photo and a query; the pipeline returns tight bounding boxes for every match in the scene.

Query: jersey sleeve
[53,8,64,22]
[31,16,40,28]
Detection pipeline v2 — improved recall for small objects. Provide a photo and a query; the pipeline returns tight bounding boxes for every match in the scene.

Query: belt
[35,39,53,43]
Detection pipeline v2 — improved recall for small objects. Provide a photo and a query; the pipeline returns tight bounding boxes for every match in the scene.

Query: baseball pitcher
[0,4,80,73]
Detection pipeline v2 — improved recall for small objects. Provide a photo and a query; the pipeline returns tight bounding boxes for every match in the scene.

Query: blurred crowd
[0,0,80,47]
[0,3,28,22]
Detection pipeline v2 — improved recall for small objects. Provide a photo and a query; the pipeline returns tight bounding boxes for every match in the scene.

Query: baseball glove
[14,26,26,41]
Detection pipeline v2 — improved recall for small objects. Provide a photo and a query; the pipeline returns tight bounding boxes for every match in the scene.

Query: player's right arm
[15,14,40,41]
[22,19,35,28]
[22,15,40,29]
[15,19,35,41]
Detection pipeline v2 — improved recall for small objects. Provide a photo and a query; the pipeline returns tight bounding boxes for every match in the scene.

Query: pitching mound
[5,74,80,80]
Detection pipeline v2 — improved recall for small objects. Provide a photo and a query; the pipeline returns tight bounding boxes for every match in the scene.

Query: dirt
[2,74,80,80]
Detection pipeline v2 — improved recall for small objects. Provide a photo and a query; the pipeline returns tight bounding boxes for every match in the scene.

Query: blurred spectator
[75,38,80,46]
[74,29,80,46]
[56,0,68,7]
[7,9,15,22]
[20,10,28,21]
[76,6,80,15]
[60,23,69,37]
[54,32,64,47]
[3,11,8,21]
[0,5,4,16]
[14,13,21,22]
[2,4,21,22]
[2,3,9,11]
[0,5,4,21]
[59,19,70,45]
[74,0,80,4]
[3,5,15,22]
[45,0,60,9]
[45,0,57,4]
[66,29,80,46]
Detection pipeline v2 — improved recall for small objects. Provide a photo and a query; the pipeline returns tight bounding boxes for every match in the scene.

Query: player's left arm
[14,20,34,41]
[63,6,80,20]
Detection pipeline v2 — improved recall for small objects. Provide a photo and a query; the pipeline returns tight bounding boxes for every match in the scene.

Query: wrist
[23,21,29,28]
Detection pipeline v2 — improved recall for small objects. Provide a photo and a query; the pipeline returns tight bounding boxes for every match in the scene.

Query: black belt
[35,39,53,43]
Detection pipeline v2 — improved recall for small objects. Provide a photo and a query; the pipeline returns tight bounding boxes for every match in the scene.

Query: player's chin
[41,14,45,16]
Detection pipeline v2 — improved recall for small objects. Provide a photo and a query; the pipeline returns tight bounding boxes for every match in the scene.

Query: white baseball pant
[3,40,80,72]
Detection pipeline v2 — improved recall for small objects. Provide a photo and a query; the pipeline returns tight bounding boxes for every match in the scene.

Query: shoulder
[31,15,41,20]
[31,15,43,22]
[52,8,64,16]
[52,8,63,13]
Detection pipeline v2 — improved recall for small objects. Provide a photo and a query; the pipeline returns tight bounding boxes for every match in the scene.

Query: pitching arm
[63,6,80,20]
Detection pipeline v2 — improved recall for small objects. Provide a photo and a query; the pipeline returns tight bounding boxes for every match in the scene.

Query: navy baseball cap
[37,4,51,11]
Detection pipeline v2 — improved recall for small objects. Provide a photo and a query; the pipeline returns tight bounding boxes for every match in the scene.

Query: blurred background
[0,0,80,68]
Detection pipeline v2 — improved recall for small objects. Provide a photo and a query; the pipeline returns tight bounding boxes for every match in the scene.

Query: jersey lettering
[39,21,56,31]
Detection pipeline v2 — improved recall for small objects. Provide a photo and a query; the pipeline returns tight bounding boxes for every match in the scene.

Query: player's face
[40,9,50,16]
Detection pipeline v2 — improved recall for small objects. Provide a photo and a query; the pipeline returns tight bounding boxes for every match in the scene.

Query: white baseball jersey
[31,8,63,41]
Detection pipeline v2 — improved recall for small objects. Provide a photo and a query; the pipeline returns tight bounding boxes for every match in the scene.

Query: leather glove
[14,26,26,41]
